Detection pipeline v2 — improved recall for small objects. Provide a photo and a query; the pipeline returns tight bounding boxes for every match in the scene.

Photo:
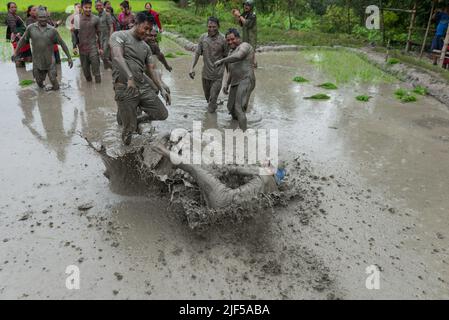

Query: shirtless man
[152,141,283,209]
[95,0,113,69]
[14,7,73,90]
[78,0,103,82]
[215,28,255,131]
[189,17,228,113]
[110,12,171,145]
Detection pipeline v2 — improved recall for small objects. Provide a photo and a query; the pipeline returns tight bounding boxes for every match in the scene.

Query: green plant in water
[175,51,188,56]
[304,93,331,100]
[400,95,417,103]
[165,52,176,58]
[19,79,34,87]
[356,95,371,102]
[293,76,309,83]
[413,85,428,96]
[394,88,408,98]
[387,58,400,65]
[318,82,338,89]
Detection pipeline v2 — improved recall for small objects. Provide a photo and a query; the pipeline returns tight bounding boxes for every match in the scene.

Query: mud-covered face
[147,29,157,43]
[37,11,48,27]
[244,4,252,13]
[226,33,240,49]
[207,21,218,37]
[135,21,152,40]
[95,2,104,13]
[8,3,17,14]
[83,3,92,15]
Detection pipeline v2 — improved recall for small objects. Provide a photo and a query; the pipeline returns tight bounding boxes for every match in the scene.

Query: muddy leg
[207,79,222,113]
[91,51,101,83]
[33,68,46,88]
[48,63,59,90]
[80,54,92,81]
[202,78,211,106]
[234,80,252,131]
[227,85,238,120]
[114,83,139,145]
[138,88,168,121]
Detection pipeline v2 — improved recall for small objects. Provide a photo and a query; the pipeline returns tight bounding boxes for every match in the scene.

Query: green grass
[318,82,338,89]
[19,79,34,87]
[394,88,408,98]
[400,95,417,103]
[164,52,176,58]
[394,88,417,103]
[356,95,372,102]
[304,49,396,85]
[413,85,428,96]
[387,58,400,65]
[293,76,309,83]
[175,51,188,56]
[304,93,331,100]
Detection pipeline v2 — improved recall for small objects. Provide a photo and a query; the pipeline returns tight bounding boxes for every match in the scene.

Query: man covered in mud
[78,0,102,82]
[110,12,171,145]
[189,17,228,113]
[145,26,172,72]
[232,0,257,67]
[14,7,73,90]
[151,139,285,209]
[214,28,255,131]
[95,0,113,70]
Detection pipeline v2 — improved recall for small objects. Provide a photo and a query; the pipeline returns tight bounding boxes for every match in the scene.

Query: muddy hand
[188,71,195,79]
[214,60,223,68]
[126,79,138,96]
[161,89,171,106]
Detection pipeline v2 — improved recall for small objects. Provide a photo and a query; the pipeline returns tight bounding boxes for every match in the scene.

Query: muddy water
[0,39,448,299]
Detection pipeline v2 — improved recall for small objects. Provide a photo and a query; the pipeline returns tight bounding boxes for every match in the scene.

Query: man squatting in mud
[152,138,286,209]
[110,11,171,145]
[215,28,255,131]
[95,0,113,70]
[189,17,228,113]
[78,0,103,83]
[14,7,73,90]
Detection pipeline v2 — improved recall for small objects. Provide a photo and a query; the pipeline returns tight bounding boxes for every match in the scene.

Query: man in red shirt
[145,2,162,32]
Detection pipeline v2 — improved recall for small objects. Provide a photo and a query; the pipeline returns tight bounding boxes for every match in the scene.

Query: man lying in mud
[151,139,285,209]
[110,11,171,145]
[14,7,73,90]
[215,28,255,131]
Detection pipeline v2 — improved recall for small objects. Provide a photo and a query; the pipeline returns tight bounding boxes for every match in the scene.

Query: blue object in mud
[275,168,286,185]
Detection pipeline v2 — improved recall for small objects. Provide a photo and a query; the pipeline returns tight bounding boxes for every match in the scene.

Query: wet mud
[0,37,448,299]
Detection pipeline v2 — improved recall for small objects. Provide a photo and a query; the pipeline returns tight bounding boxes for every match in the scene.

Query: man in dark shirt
[78,0,102,82]
[14,7,73,90]
[110,12,171,145]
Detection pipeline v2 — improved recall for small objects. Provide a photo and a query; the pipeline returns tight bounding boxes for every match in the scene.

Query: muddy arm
[55,30,72,65]
[111,45,133,80]
[157,52,172,72]
[14,27,30,55]
[226,166,258,176]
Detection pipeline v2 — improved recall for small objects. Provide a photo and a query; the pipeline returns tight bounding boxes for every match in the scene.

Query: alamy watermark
[366,5,381,30]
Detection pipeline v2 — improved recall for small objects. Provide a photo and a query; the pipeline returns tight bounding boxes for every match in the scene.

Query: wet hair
[226,28,240,38]
[135,11,153,25]
[207,16,220,27]
[27,5,34,17]
[7,2,16,10]
[120,1,129,9]
[82,0,92,7]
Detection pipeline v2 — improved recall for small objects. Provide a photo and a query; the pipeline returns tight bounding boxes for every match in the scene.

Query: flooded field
[0,36,448,299]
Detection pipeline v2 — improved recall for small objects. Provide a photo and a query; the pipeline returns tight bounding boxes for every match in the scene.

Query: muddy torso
[241,11,257,48]
[26,16,37,26]
[78,14,99,54]
[227,42,254,86]
[97,11,112,37]
[22,24,59,70]
[110,30,154,87]
[196,32,228,80]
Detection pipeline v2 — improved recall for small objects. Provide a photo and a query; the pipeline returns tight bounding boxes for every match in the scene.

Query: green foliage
[165,52,176,58]
[400,95,417,103]
[318,82,338,89]
[19,79,34,87]
[356,95,371,102]
[304,93,331,100]
[394,88,417,103]
[321,5,358,34]
[413,86,428,96]
[394,88,407,98]
[387,58,400,65]
[293,76,309,83]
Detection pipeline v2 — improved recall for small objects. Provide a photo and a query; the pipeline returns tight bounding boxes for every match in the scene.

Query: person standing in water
[95,0,113,70]
[145,27,172,72]
[118,1,135,30]
[189,17,228,113]
[110,12,171,145]
[215,28,255,131]
[14,7,73,90]
[6,2,29,67]
[232,0,257,67]
[78,0,103,83]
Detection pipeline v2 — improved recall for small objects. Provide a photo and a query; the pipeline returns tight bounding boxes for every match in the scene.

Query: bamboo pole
[420,0,436,58]
[405,1,418,52]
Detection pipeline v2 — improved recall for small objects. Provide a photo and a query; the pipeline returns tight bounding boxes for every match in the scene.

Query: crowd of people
[6,0,259,146]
